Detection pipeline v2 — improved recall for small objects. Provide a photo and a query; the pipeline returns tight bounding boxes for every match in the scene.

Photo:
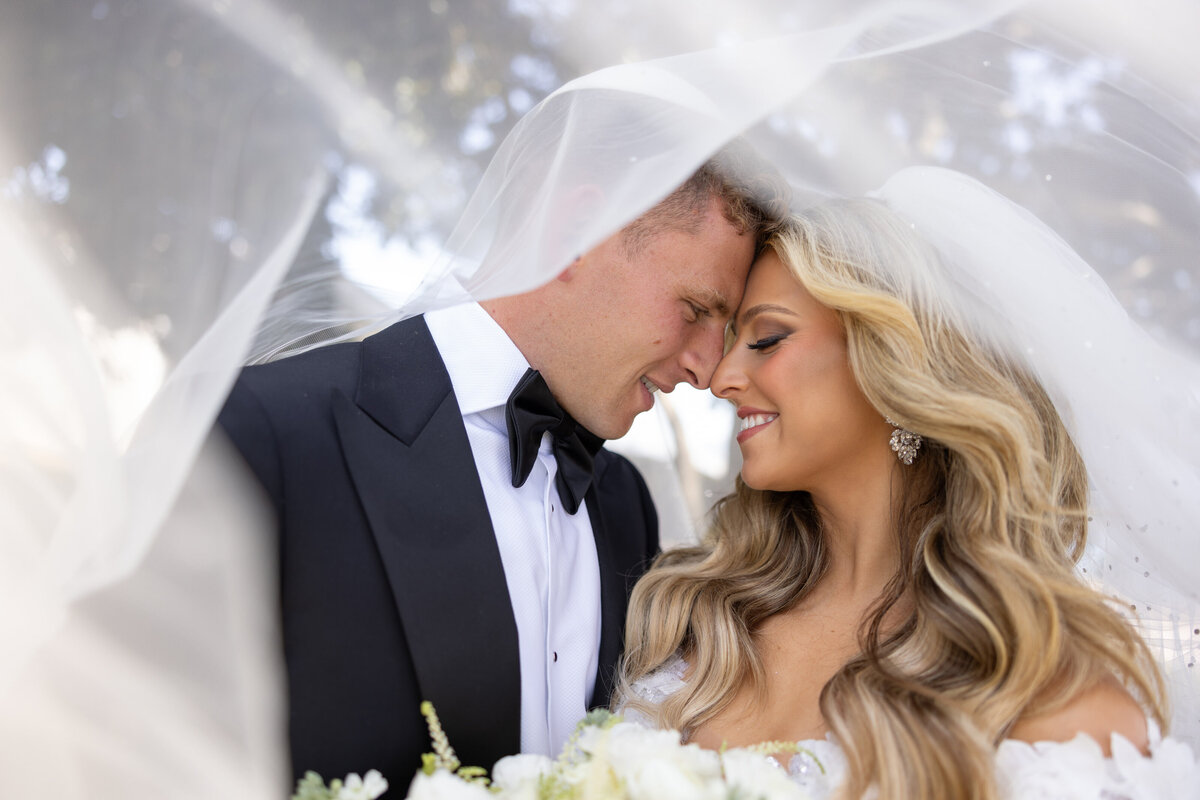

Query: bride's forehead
[744,254,805,297]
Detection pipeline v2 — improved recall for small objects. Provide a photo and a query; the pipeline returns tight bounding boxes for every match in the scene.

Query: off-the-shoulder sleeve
[995,721,1200,799]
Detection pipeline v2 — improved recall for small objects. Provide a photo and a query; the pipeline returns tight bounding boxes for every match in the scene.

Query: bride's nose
[710,349,745,400]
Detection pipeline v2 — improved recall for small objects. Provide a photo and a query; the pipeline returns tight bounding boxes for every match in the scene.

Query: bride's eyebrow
[731,303,798,334]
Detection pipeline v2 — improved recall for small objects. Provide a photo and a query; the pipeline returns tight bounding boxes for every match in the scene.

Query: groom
[218,160,775,785]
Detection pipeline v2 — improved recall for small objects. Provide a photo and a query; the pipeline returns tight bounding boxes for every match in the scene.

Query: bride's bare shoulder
[1008,676,1149,756]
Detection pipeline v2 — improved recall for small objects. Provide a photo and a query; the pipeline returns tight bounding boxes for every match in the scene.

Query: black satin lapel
[585,486,625,710]
[332,388,521,766]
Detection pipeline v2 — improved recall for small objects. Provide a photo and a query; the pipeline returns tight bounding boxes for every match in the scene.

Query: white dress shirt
[424,302,603,757]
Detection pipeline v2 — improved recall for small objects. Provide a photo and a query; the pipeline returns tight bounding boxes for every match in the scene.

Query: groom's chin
[597,415,636,441]
[585,403,642,441]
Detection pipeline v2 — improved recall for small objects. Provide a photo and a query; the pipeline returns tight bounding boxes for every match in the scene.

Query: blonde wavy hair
[613,199,1167,800]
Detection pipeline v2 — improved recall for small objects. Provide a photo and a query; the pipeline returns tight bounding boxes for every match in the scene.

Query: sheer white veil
[2,0,1198,794]
[870,166,1200,739]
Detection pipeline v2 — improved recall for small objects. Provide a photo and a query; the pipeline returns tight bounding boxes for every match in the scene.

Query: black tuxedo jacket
[218,316,659,786]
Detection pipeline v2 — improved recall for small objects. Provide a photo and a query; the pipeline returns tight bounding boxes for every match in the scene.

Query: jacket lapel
[331,318,521,767]
[585,459,627,711]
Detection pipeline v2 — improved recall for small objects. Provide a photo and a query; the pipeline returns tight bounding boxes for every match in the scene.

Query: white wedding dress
[624,657,1200,799]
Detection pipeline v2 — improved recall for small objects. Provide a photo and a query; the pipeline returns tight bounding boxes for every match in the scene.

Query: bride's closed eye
[747,333,788,351]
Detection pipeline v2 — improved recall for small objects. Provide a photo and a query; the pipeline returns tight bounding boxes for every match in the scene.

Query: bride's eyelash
[747,333,787,350]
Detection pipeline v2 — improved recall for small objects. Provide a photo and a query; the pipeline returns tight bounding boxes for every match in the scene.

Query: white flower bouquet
[402,705,817,800]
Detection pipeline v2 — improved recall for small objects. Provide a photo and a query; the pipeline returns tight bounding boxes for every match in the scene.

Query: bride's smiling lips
[736,406,778,443]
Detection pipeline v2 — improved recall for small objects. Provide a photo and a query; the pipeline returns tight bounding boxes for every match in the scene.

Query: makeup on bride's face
[711,251,889,493]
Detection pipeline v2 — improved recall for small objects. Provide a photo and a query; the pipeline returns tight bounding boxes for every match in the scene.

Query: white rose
[557,753,624,797]
[604,723,717,770]
[721,749,813,800]
[337,769,389,800]
[404,769,494,800]
[586,723,724,800]
[491,752,554,797]
[620,762,725,800]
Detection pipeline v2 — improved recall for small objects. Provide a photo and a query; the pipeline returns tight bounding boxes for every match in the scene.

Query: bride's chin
[738,463,802,494]
[737,468,773,492]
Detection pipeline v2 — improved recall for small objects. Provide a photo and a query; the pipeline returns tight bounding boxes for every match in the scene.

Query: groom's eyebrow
[692,287,730,316]
[731,303,798,334]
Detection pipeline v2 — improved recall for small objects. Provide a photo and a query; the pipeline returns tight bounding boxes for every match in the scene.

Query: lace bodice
[621,657,1200,799]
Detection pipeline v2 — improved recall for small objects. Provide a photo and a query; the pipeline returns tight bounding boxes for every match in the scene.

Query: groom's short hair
[621,146,789,257]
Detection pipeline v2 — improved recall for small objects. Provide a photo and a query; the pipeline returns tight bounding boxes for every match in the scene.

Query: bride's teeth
[740,413,778,432]
[641,376,660,393]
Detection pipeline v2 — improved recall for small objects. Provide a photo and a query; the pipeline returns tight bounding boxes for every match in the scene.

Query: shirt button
[553,651,558,662]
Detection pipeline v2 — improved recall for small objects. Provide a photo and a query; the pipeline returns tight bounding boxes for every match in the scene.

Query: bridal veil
[2,0,1197,795]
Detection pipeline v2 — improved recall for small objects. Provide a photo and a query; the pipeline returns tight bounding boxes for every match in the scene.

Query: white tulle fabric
[3,0,1199,796]
[872,167,1200,738]
[624,657,1200,799]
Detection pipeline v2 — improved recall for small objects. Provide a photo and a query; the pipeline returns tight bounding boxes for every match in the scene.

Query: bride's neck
[810,466,903,599]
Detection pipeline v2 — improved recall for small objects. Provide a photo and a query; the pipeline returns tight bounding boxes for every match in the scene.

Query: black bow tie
[505,368,603,515]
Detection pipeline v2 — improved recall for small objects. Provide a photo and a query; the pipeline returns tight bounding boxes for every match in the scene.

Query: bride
[613,172,1197,798]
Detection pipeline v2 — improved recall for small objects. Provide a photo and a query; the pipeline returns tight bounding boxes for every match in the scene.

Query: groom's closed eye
[687,288,732,320]
[684,301,710,322]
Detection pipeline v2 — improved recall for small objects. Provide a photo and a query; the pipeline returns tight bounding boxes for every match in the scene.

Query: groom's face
[550,194,756,440]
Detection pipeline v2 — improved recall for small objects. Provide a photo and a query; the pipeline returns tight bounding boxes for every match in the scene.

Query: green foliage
[290,771,341,800]
[577,708,619,731]
[420,700,491,787]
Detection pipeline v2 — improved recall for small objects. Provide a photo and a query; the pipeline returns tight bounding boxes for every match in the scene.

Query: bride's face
[712,250,893,493]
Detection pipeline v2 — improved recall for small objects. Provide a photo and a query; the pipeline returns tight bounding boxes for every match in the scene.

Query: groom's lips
[637,375,666,409]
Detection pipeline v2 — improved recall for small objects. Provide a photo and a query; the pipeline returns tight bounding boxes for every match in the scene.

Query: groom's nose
[679,327,727,390]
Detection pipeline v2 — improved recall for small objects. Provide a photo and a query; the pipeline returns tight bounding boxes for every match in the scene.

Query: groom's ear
[553,182,606,263]
[556,254,584,282]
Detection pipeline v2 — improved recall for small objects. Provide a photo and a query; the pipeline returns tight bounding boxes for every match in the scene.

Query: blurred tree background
[5,2,1194,350]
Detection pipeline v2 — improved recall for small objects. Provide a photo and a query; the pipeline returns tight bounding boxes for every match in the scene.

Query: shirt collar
[423,301,531,416]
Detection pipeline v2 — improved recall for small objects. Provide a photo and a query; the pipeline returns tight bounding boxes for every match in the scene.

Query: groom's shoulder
[593,448,659,560]
[594,447,642,484]
[594,448,656,511]
[238,338,360,388]
[235,339,362,397]
[218,340,364,459]
[231,316,431,402]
